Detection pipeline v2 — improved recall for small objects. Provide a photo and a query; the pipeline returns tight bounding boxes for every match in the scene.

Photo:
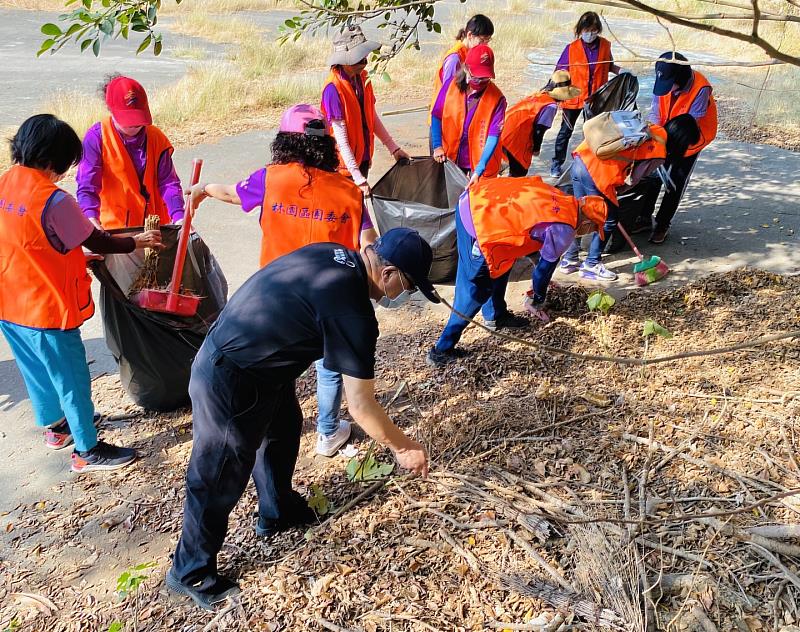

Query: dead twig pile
[1,268,799,631]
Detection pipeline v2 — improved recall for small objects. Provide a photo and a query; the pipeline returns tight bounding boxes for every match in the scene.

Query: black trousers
[506,150,529,177]
[641,152,700,230]
[552,108,582,166]
[172,342,302,586]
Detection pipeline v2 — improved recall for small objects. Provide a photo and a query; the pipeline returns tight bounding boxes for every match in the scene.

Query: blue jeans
[0,322,97,452]
[563,157,618,267]
[314,359,342,436]
[434,209,511,352]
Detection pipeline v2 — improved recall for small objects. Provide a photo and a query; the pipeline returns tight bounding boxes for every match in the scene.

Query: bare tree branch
[565,0,800,66]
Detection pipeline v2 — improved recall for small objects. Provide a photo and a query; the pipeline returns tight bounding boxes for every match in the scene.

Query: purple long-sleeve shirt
[76,122,184,222]
[441,52,462,85]
[431,76,507,170]
[647,73,711,124]
[235,167,373,231]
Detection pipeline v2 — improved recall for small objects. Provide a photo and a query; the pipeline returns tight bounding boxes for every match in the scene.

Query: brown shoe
[649,227,669,244]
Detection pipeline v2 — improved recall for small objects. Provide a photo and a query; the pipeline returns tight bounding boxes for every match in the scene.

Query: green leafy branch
[38,0,176,58]
[586,290,616,315]
[346,441,395,482]
[116,561,157,600]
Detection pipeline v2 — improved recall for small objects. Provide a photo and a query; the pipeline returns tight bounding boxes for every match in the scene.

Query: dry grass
[0,0,297,10]
[168,14,261,44]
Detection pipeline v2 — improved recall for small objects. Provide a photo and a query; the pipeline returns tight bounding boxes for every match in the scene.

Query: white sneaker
[316,420,352,457]
[578,262,618,281]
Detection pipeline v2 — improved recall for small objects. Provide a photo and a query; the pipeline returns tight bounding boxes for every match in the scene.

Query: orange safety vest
[321,70,377,176]
[656,71,717,156]
[501,92,558,170]
[561,37,612,110]
[0,166,95,330]
[470,176,580,278]
[441,80,504,178]
[429,41,468,122]
[574,124,668,205]
[259,163,364,267]
[99,117,173,229]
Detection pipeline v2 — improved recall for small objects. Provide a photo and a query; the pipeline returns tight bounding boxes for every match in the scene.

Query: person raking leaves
[166,228,435,610]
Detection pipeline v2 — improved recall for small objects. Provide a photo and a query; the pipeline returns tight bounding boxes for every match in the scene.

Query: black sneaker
[165,568,240,611]
[426,346,469,368]
[71,441,136,473]
[485,312,529,331]
[255,491,317,537]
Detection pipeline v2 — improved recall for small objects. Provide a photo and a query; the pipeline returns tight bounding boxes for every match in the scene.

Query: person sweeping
[166,228,435,610]
[644,52,718,244]
[321,26,410,197]
[558,114,700,282]
[189,103,376,458]
[550,11,625,178]
[501,70,581,177]
[426,176,607,367]
[0,114,162,471]
[431,44,527,332]
[76,75,184,230]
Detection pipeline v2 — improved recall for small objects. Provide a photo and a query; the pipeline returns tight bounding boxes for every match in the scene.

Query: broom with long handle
[615,223,669,286]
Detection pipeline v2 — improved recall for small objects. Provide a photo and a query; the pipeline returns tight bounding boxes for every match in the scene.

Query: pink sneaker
[44,419,72,450]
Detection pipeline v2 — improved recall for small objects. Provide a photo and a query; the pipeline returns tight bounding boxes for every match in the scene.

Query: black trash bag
[371,157,468,283]
[604,176,661,253]
[583,73,640,120]
[91,226,228,411]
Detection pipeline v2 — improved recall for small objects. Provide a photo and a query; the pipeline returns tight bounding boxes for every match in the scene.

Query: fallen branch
[744,524,800,538]
[315,618,364,632]
[698,517,800,557]
[505,529,576,592]
[750,545,800,592]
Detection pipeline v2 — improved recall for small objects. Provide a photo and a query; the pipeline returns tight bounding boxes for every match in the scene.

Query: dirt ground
[1,269,799,631]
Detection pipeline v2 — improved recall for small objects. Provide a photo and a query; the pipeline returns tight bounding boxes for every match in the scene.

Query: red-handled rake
[132,158,203,316]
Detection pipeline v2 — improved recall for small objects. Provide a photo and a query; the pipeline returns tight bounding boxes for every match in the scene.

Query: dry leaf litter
[1,268,799,632]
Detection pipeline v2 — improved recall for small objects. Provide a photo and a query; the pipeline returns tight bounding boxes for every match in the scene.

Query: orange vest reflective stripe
[470,176,579,278]
[429,41,468,122]
[562,37,612,110]
[574,124,667,205]
[441,80,504,178]
[656,71,717,156]
[99,117,173,229]
[259,163,364,267]
[501,92,557,170]
[0,166,95,330]
[321,70,377,177]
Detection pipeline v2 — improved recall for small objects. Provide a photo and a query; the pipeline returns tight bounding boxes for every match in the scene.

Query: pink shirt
[43,190,95,254]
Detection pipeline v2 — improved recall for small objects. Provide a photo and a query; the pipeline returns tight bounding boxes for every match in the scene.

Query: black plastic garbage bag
[91,226,227,411]
[583,73,640,120]
[371,157,468,283]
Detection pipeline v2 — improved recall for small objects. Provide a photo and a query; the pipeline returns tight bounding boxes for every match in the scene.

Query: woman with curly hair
[190,103,374,458]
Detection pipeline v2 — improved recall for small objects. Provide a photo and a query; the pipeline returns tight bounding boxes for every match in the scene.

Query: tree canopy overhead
[37,0,800,68]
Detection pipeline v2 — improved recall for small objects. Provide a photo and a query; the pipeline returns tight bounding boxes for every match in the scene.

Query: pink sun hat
[279,104,328,136]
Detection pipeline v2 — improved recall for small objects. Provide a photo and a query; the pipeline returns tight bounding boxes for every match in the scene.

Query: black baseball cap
[373,228,440,304]
[653,52,691,97]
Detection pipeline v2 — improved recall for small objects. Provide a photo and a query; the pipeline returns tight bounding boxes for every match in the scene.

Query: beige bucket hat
[545,70,582,101]
[327,26,381,66]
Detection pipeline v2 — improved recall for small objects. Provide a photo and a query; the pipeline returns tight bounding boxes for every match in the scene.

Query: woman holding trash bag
[558,114,700,282]
[0,114,162,472]
[431,44,527,331]
[320,26,411,198]
[190,103,374,458]
[77,74,185,229]
[550,12,625,179]
[426,177,608,367]
[645,52,718,244]
[502,70,581,177]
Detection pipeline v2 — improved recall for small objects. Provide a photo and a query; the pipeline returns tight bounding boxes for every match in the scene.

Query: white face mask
[377,272,413,309]
[581,31,598,44]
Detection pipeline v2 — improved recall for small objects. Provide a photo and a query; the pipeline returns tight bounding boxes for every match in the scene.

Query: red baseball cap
[465,44,495,79]
[105,76,152,127]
